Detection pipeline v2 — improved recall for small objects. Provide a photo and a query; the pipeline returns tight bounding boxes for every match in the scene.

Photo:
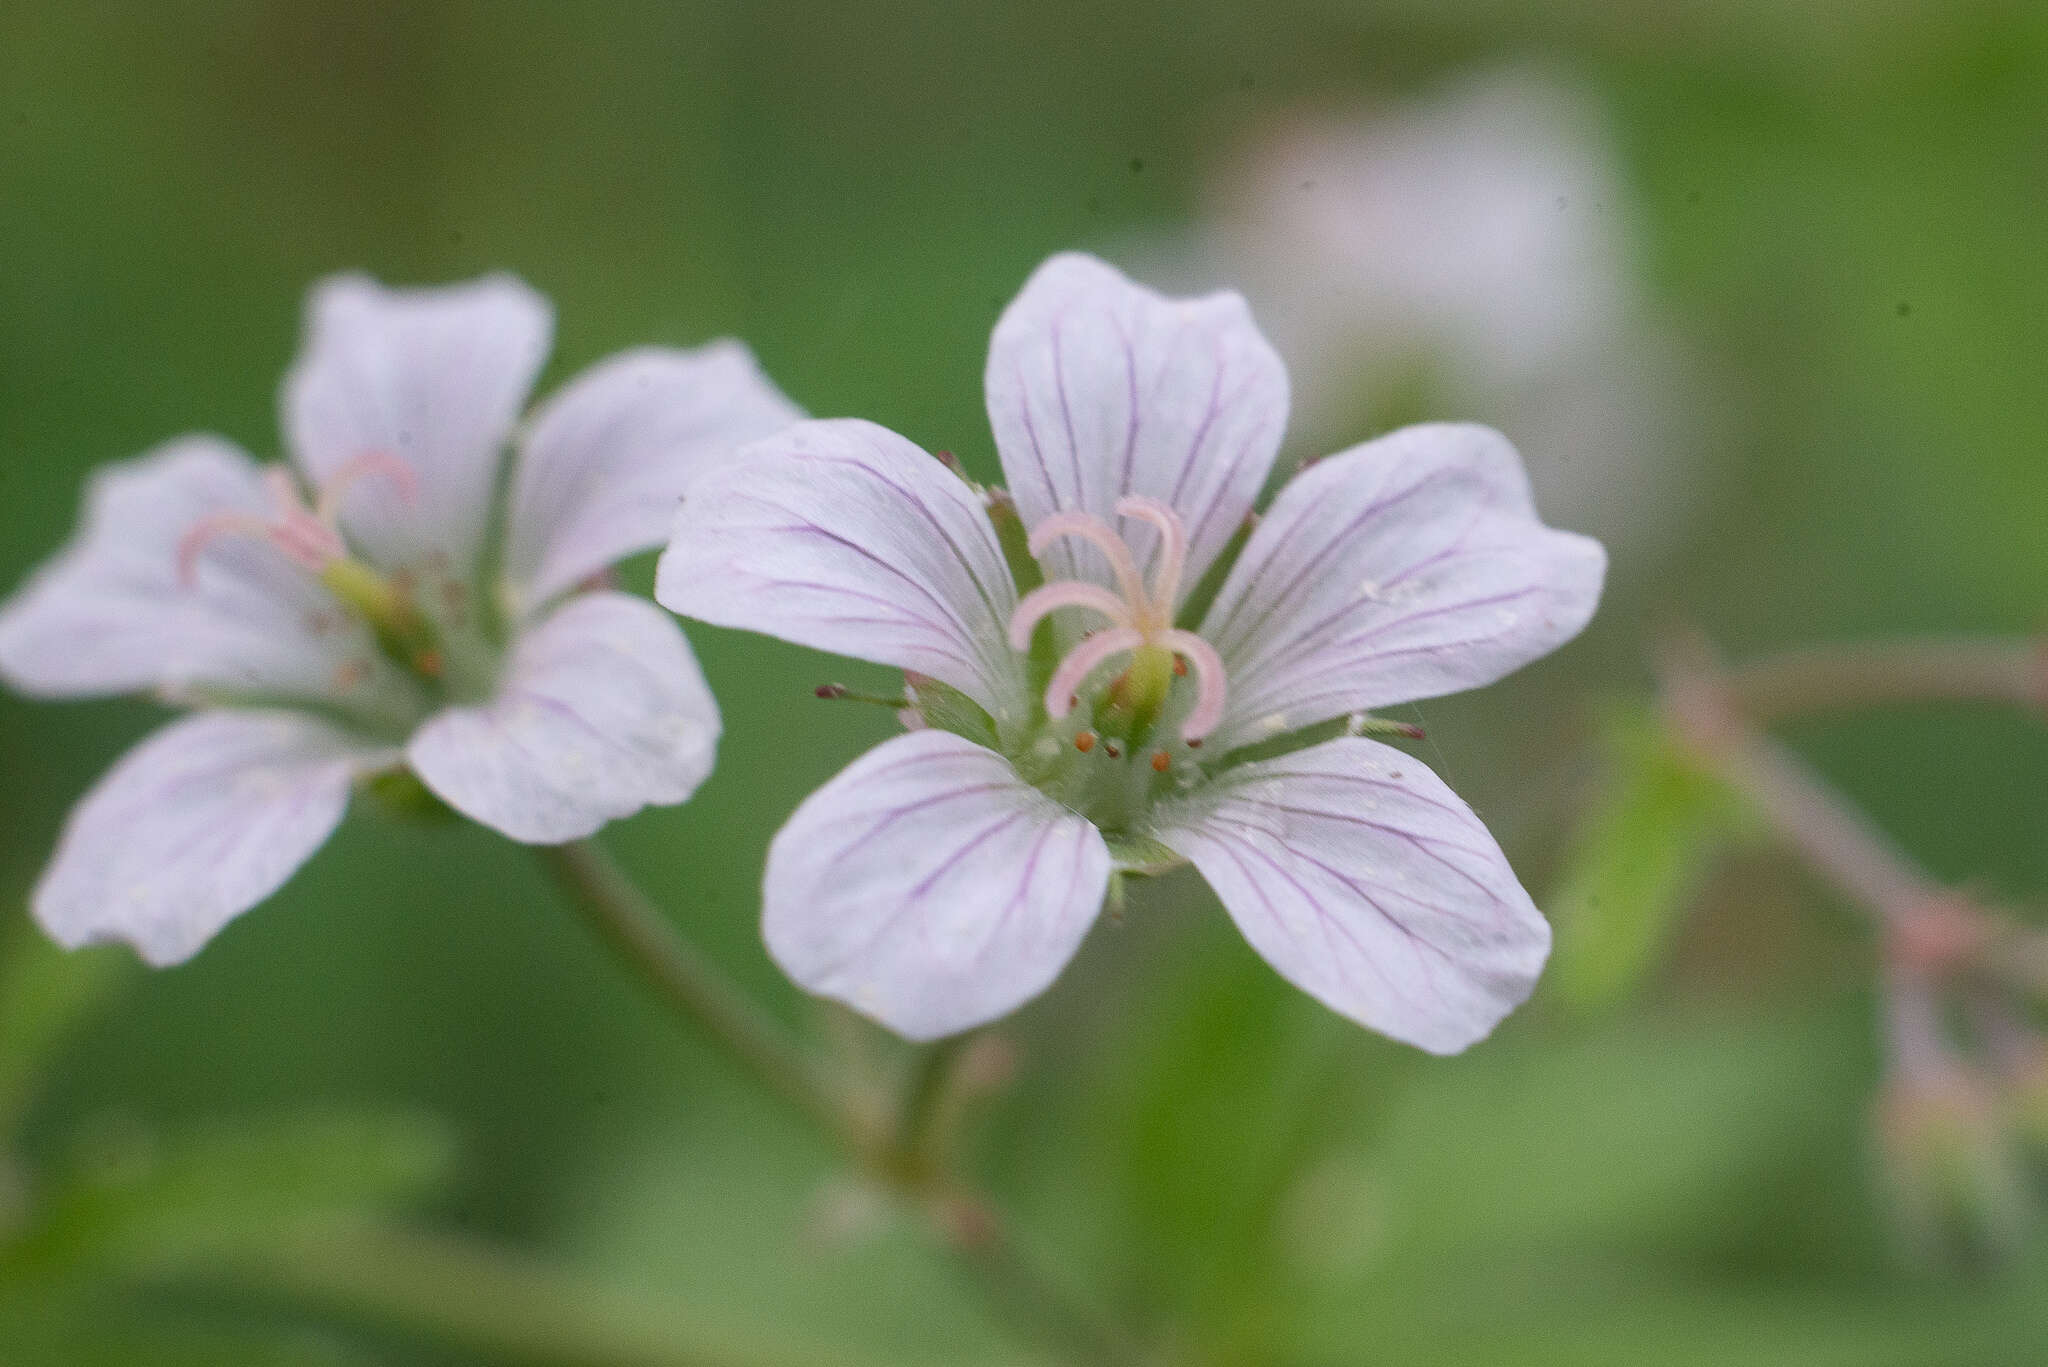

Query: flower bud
[1874,1069,2034,1269]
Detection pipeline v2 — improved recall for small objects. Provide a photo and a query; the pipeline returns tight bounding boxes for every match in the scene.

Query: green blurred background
[4,1,2048,1362]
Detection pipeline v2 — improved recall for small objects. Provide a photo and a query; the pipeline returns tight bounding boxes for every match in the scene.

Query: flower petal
[407,592,719,844]
[1199,423,1605,754]
[282,273,551,575]
[502,342,803,612]
[0,437,398,706]
[656,419,1025,723]
[763,730,1111,1040]
[1151,736,1548,1054]
[985,252,1288,600]
[33,710,392,967]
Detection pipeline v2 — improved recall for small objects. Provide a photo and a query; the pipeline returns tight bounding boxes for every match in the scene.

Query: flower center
[177,453,447,683]
[1006,495,1226,744]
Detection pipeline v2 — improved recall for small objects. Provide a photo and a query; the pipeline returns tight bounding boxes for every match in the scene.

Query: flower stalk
[1727,635,2048,723]
[537,839,1137,1367]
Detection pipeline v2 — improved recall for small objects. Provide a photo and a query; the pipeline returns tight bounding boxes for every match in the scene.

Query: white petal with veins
[764,730,1112,1040]
[407,592,720,844]
[1151,736,1549,1054]
[33,710,392,966]
[986,253,1288,599]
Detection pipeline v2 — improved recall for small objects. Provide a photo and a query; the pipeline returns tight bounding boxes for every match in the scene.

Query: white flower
[658,252,1605,1053]
[0,274,800,964]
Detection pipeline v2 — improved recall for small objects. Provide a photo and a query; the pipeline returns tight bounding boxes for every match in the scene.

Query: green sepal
[983,488,1045,598]
[1175,513,1256,631]
[1208,711,1419,774]
[1103,832,1184,875]
[357,768,460,826]
[984,490,1062,697]
[909,677,1001,751]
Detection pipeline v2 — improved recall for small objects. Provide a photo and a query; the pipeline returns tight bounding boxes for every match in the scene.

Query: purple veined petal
[0,436,398,704]
[501,342,804,613]
[656,418,1026,724]
[984,252,1289,601]
[763,729,1112,1041]
[282,273,552,576]
[1150,736,1549,1054]
[33,709,394,967]
[1199,423,1605,755]
[407,592,720,844]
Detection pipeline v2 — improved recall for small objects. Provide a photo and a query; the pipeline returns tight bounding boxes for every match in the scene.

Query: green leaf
[1547,708,1750,1014]
[5,1109,456,1279]
[0,918,132,1141]
[1097,913,1355,1334]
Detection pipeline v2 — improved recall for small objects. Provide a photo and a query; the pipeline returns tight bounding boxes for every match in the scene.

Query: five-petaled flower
[659,252,1605,1053]
[0,274,799,965]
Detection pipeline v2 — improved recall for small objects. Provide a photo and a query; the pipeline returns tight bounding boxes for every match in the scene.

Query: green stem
[896,1036,970,1174]
[537,840,1137,1367]
[537,841,863,1154]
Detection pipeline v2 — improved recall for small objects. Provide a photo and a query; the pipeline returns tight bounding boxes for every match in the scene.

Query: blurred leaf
[0,1284,383,1367]
[1547,708,1750,1014]
[560,1077,1035,1366]
[1100,917,1353,1336]
[1283,1247,2048,1367]
[4,1108,455,1280]
[1308,1008,1858,1273]
[0,919,132,1140]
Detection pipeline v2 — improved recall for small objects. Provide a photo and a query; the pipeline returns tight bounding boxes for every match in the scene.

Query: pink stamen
[1114,494,1188,615]
[177,508,344,585]
[1008,581,1133,650]
[177,512,280,585]
[1044,627,1143,721]
[1028,510,1150,611]
[1163,629,1228,742]
[176,452,416,590]
[1021,496,1231,739]
[315,450,418,523]
[270,511,347,568]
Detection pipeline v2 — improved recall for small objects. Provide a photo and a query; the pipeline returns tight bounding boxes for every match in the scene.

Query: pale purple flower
[0,274,800,965]
[658,252,1605,1053]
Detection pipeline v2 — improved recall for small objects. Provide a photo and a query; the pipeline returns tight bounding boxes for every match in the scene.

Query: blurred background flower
[1153,64,1704,562]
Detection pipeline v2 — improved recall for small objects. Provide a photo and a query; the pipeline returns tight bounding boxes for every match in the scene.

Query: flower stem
[537,841,862,1152]
[1727,635,2048,723]
[536,840,1136,1367]
[1659,638,1951,931]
